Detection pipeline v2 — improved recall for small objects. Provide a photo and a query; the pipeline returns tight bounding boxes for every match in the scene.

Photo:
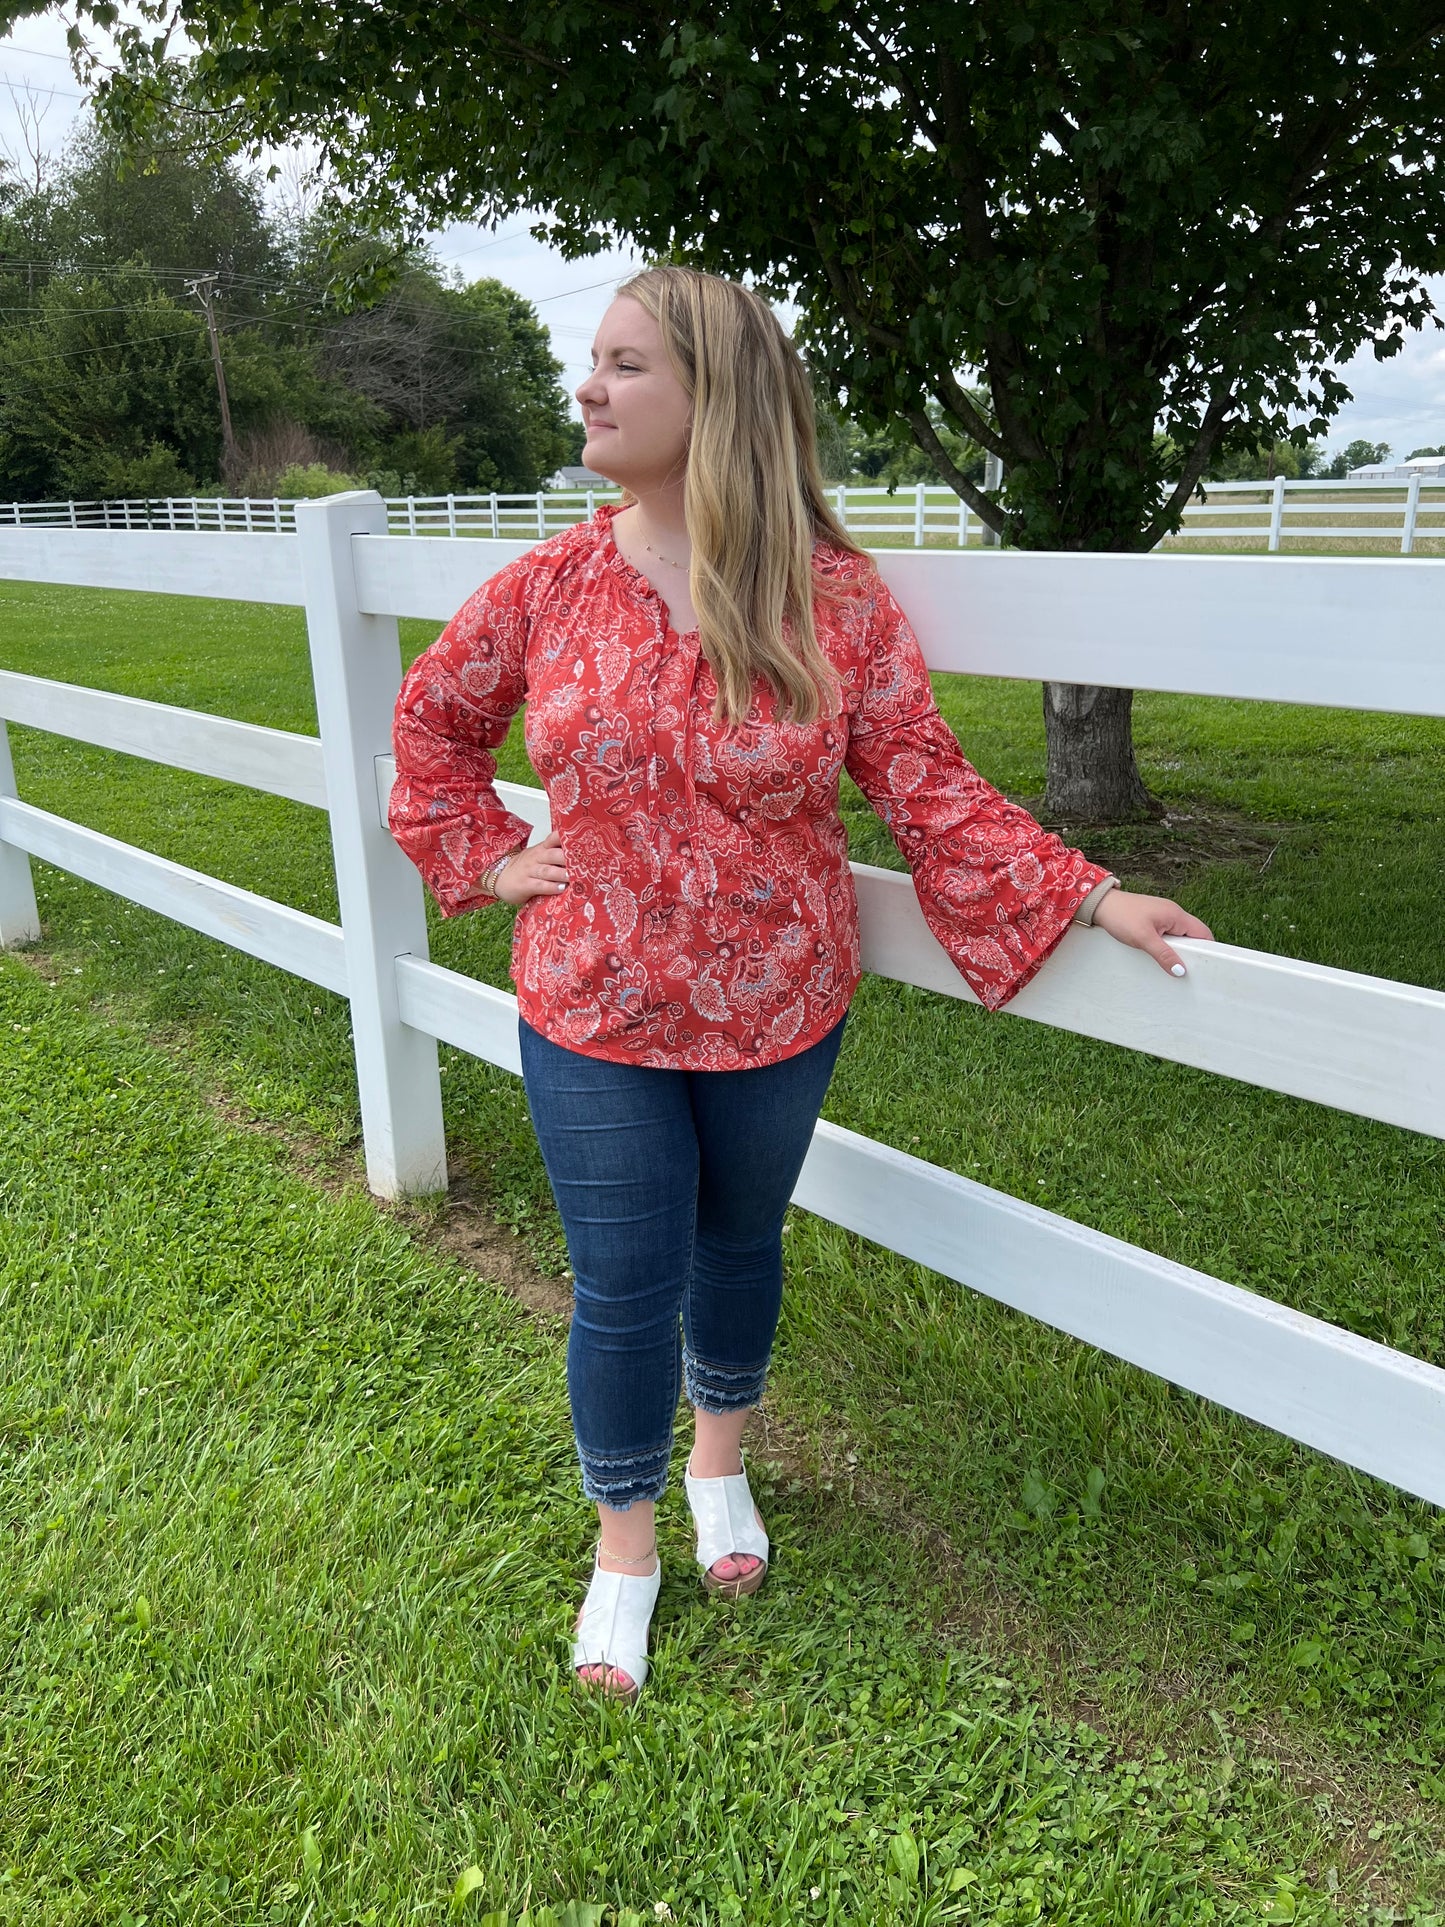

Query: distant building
[1348,455,1445,481]
[548,464,611,489]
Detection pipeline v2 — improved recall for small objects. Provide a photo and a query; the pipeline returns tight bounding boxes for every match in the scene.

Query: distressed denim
[519,1013,847,1508]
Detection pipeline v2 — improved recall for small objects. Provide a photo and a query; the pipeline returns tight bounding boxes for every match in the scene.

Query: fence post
[913,481,927,547]
[1267,473,1286,552]
[293,492,448,1198]
[536,491,546,539]
[447,492,457,538]
[490,492,500,538]
[68,500,77,530]
[0,720,41,948]
[958,496,971,547]
[1402,473,1422,555]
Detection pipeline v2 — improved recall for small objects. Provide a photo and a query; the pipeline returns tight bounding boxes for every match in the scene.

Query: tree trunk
[1041,683,1159,821]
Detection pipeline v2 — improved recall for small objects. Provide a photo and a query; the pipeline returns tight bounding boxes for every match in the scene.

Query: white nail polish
[1170,963,1187,977]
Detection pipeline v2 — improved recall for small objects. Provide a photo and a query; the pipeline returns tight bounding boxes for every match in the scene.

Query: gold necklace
[638,529,690,571]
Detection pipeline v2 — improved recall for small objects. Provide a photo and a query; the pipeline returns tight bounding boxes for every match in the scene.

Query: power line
[0,41,80,64]
[533,274,627,304]
[0,255,577,330]
[439,223,533,262]
[0,323,203,370]
[0,71,86,101]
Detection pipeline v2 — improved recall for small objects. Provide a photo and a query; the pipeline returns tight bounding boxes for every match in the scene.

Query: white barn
[1348,454,1445,481]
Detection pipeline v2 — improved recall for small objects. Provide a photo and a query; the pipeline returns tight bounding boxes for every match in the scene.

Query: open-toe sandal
[685,1456,769,1598]
[572,1553,661,1702]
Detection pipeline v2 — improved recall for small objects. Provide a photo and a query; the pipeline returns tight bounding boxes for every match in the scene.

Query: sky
[4,14,1445,456]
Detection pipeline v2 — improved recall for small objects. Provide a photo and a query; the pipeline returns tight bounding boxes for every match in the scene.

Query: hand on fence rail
[1094,888,1213,976]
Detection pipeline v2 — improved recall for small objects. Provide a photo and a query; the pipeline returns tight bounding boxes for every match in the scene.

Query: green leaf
[300,1827,322,1883]
[451,1867,487,1914]
[1021,1470,1054,1519]
[133,1594,151,1633]
[888,1831,920,1883]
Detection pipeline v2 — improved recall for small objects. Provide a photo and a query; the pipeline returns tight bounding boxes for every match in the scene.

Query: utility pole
[186,273,236,470]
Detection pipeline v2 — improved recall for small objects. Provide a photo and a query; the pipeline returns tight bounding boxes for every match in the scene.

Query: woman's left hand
[1091,888,1214,977]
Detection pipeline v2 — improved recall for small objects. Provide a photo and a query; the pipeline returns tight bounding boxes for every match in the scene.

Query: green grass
[3,576,1445,1918]
[0,944,1340,1925]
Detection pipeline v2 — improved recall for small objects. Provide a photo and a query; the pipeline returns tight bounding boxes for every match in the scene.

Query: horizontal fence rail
[7,478,1443,553]
[363,762,1445,1142]
[1170,475,1445,553]
[0,668,326,806]
[0,794,348,994]
[2,492,1444,1509]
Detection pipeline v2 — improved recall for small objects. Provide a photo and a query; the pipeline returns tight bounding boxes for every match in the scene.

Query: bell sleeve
[842,574,1111,1010]
[388,565,535,916]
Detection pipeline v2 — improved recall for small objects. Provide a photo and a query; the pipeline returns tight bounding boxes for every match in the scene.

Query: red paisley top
[389,506,1108,1069]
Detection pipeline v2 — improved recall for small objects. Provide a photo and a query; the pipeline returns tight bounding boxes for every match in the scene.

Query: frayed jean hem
[685,1348,768,1415]
[578,1442,672,1509]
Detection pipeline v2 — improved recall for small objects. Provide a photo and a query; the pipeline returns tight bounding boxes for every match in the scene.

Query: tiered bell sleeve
[842,576,1111,1011]
[388,570,534,915]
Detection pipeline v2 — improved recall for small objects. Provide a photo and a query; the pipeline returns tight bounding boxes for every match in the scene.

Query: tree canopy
[0,115,576,499]
[14,0,1445,813]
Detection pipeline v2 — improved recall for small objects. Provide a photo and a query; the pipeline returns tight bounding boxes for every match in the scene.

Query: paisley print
[389,505,1108,1069]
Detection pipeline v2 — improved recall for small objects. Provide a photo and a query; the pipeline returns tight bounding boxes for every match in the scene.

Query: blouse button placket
[643,609,667,885]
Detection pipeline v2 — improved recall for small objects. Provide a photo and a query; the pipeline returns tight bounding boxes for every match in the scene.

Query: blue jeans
[519,1014,847,1509]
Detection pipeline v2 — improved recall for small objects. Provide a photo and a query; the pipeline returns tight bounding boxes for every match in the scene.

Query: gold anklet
[598,1542,658,1567]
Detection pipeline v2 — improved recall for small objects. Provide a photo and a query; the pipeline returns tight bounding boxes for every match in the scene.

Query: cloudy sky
[4,14,1445,455]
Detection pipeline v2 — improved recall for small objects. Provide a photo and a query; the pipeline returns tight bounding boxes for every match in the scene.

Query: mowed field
[2,570,1445,1924]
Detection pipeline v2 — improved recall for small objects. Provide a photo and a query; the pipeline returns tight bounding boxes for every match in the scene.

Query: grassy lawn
[2,572,1445,1920]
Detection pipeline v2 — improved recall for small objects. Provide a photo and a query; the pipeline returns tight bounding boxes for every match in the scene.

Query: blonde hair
[616,265,864,726]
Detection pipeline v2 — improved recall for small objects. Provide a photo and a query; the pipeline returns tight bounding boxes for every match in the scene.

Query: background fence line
[2,477,1444,551]
[3,498,1445,1509]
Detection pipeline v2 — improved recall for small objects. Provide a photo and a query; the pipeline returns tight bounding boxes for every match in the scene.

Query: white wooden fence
[5,478,1445,551]
[1172,475,1445,553]
[0,485,979,547]
[3,496,1445,1508]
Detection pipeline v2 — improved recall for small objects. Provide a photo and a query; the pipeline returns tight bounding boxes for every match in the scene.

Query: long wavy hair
[616,265,864,726]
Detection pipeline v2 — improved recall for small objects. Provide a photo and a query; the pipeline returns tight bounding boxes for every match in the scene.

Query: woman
[389,267,1212,1702]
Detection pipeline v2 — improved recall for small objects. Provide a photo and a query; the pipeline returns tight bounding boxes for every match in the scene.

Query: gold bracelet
[478,850,517,900]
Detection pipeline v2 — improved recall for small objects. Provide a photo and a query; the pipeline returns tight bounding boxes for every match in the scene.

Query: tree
[819,395,988,489]
[1318,438,1392,480]
[47,115,284,307]
[41,1,1445,818]
[0,113,576,496]
[0,274,218,497]
[1204,438,1325,482]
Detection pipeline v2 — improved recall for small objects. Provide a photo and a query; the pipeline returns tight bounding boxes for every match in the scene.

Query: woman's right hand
[491,829,570,905]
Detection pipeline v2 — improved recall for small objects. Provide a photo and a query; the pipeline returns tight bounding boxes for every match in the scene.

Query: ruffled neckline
[595,501,700,641]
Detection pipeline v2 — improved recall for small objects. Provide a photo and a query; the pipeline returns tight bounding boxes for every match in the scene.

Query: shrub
[275,461,363,498]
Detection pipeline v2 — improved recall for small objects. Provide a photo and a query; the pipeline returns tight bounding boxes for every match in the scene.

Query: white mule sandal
[685,1456,770,1598]
[572,1553,662,1702]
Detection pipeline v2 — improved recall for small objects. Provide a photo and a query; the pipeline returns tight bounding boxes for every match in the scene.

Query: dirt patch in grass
[426,1156,575,1324]
[1019,796,1307,897]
